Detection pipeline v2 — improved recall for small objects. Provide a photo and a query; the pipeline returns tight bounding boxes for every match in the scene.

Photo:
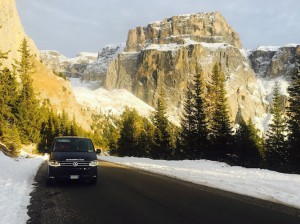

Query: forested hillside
[108,57,300,174]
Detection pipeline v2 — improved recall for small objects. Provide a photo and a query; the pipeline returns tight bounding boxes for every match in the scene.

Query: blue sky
[16,0,300,57]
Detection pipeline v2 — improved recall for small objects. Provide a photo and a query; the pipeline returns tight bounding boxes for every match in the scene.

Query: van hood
[50,152,97,161]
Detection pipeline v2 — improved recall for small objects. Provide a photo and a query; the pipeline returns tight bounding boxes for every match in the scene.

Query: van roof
[54,136,90,139]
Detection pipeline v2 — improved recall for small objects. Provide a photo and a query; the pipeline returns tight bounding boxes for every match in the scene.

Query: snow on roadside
[0,151,45,224]
[99,156,300,209]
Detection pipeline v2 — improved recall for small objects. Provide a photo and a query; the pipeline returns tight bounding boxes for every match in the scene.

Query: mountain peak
[125,11,241,52]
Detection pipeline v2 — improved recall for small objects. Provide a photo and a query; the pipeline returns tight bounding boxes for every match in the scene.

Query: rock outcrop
[40,44,125,88]
[105,12,266,124]
[39,50,97,78]
[0,0,38,68]
[82,44,125,83]
[125,12,242,52]
[249,45,299,79]
[0,0,91,129]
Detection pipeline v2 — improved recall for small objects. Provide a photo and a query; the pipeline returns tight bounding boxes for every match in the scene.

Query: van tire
[89,177,97,185]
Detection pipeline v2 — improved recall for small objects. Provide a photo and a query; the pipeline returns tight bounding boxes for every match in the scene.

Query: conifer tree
[152,88,172,159]
[15,38,42,143]
[0,50,8,67]
[118,108,144,157]
[266,82,288,171]
[0,53,21,152]
[192,64,209,158]
[234,118,262,167]
[209,63,232,160]
[179,83,196,159]
[287,53,300,172]
[0,68,18,124]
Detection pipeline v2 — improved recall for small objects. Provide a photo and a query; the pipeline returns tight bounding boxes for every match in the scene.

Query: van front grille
[60,161,90,167]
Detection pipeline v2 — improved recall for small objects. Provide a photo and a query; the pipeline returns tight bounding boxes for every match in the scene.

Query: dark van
[47,136,101,185]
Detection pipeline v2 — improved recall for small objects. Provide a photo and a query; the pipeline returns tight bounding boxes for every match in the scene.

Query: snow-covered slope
[82,43,125,82]
[70,78,154,117]
[100,155,300,210]
[0,151,45,224]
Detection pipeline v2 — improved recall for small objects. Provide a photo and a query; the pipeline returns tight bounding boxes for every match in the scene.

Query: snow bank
[0,151,45,224]
[99,156,300,209]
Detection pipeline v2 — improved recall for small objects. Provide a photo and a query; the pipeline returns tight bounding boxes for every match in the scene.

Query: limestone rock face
[0,0,38,68]
[125,12,242,52]
[105,12,267,123]
[82,44,125,82]
[104,12,300,129]
[39,50,97,78]
[249,45,299,79]
[0,0,91,129]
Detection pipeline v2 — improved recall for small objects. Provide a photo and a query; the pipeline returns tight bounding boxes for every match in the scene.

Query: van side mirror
[96,149,101,154]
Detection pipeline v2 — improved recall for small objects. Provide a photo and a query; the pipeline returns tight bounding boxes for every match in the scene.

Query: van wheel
[46,178,54,186]
[89,177,97,185]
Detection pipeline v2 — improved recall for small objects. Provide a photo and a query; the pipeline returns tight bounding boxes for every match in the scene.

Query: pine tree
[0,51,8,67]
[15,38,42,143]
[152,88,172,159]
[234,118,262,167]
[0,68,18,124]
[192,64,209,158]
[118,108,144,157]
[287,53,300,172]
[0,53,21,153]
[266,82,288,171]
[209,63,232,161]
[179,82,196,159]
[179,64,209,159]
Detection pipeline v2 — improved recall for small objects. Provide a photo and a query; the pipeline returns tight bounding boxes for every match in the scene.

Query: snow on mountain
[248,76,289,132]
[0,151,45,224]
[40,50,98,64]
[99,155,300,210]
[82,43,125,82]
[70,78,154,117]
[256,46,281,52]
[39,50,98,78]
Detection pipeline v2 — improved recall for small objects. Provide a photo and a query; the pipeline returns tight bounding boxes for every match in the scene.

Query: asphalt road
[27,161,300,224]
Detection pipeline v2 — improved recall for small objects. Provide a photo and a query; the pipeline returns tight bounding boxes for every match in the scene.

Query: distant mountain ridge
[39,50,98,78]
[40,44,125,86]
[39,11,300,132]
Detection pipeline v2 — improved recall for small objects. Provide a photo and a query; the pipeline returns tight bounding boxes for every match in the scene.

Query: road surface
[27,161,300,224]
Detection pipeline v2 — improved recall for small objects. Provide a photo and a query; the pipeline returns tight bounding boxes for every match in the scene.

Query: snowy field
[70,77,154,118]
[99,156,300,209]
[0,151,45,224]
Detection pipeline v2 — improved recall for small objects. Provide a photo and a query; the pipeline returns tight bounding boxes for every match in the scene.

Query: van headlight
[49,160,61,167]
[89,160,98,167]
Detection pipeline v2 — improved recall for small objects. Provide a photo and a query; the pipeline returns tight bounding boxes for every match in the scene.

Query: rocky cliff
[105,12,269,126]
[40,44,125,87]
[0,0,90,129]
[82,44,125,84]
[39,50,97,78]
[0,0,38,67]
[125,12,242,52]
[249,45,299,79]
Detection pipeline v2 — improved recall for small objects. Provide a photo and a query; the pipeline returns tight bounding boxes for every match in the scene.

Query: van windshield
[53,138,95,152]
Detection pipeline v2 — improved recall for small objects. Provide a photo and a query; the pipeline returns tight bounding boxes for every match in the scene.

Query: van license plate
[70,175,79,179]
